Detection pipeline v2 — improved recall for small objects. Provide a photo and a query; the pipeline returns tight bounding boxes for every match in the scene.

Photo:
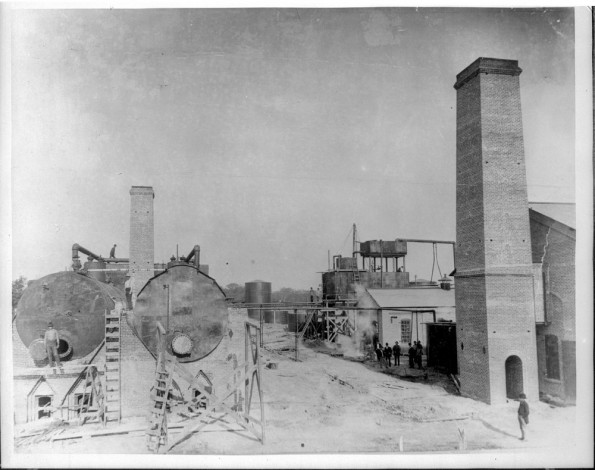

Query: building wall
[129,186,155,305]
[380,307,455,351]
[531,215,576,402]
[455,276,490,401]
[454,58,539,404]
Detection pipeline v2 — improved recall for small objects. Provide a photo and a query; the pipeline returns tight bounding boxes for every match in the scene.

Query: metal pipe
[400,239,455,245]
[185,245,201,268]
[259,305,263,348]
[72,243,129,270]
[380,240,383,288]
[332,255,341,271]
[72,243,103,263]
[352,223,358,258]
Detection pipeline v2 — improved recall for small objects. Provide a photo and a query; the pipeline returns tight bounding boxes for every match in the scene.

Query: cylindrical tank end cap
[172,333,193,356]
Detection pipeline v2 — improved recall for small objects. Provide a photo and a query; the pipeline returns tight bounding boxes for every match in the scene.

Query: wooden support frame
[146,321,265,453]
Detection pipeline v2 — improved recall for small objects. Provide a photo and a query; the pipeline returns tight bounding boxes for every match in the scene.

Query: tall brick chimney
[129,186,155,306]
[454,58,539,404]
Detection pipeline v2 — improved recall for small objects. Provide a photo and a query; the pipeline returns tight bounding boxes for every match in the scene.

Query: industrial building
[11,57,576,454]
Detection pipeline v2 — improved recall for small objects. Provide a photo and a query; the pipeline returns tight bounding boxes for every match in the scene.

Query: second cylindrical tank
[128,262,229,362]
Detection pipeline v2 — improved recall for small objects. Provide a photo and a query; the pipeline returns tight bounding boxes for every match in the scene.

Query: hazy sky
[10,7,576,289]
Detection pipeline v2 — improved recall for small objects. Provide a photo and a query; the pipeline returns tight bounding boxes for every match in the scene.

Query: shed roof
[367,287,455,309]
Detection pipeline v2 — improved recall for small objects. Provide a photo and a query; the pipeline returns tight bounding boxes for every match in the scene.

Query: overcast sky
[10,7,576,289]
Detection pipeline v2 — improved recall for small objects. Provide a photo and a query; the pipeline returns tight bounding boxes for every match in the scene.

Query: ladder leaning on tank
[103,303,123,425]
[76,303,123,425]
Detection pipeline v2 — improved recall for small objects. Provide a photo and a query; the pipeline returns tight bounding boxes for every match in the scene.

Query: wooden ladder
[146,356,174,453]
[352,263,360,283]
[104,306,122,425]
[78,366,105,425]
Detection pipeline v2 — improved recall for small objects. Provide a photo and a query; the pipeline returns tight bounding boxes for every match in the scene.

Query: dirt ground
[11,312,582,465]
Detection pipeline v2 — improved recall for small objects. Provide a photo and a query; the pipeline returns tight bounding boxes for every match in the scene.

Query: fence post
[295,309,299,361]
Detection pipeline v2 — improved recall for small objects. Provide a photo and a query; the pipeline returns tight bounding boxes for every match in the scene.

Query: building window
[37,396,53,420]
[401,319,411,344]
[545,334,560,380]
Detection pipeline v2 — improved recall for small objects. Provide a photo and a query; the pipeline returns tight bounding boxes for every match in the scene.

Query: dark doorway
[37,395,53,419]
[505,355,524,399]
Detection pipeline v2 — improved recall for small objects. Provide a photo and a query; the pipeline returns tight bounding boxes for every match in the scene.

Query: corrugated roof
[367,287,455,308]
[528,203,575,229]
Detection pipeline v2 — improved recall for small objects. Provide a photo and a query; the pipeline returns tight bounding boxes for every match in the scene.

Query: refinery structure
[10,58,577,456]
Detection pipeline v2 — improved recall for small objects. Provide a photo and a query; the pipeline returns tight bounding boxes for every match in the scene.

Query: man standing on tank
[44,322,62,372]
[110,244,117,258]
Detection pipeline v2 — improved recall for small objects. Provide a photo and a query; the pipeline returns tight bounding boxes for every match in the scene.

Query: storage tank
[15,271,125,363]
[83,259,107,283]
[287,311,306,332]
[128,262,228,363]
[244,281,272,321]
[275,310,288,324]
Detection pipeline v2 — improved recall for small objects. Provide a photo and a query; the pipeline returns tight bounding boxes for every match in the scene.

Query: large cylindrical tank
[275,310,288,324]
[15,271,125,363]
[245,281,272,321]
[287,312,306,332]
[128,262,228,363]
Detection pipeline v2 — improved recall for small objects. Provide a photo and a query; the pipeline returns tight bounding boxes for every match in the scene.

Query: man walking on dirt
[518,393,529,441]
[392,341,401,366]
[44,321,62,372]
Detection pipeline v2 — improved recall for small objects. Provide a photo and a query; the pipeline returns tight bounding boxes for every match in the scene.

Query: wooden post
[259,305,263,348]
[458,426,466,450]
[295,309,299,361]
[399,435,404,452]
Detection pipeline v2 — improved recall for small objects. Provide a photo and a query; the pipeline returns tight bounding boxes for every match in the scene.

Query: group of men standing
[374,341,401,367]
[408,341,424,369]
[374,340,424,369]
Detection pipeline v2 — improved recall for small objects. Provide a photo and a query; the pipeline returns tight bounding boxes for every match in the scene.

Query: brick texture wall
[454,58,539,404]
[129,186,155,305]
[530,211,576,401]
[121,311,156,418]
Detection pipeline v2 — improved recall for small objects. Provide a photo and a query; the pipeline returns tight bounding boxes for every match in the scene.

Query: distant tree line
[12,276,27,318]
[223,283,311,304]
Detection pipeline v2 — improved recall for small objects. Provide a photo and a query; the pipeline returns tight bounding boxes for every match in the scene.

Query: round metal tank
[15,271,125,362]
[264,310,275,323]
[287,312,306,332]
[83,259,107,283]
[245,281,272,321]
[275,310,288,324]
[129,263,228,363]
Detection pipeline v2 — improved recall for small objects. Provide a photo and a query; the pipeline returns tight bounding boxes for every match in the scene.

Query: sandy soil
[13,312,578,459]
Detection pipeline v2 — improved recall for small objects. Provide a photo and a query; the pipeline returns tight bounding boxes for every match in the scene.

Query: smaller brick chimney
[129,186,154,305]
